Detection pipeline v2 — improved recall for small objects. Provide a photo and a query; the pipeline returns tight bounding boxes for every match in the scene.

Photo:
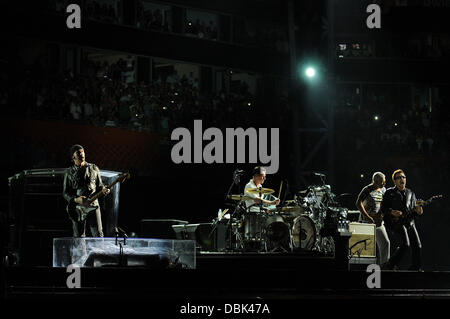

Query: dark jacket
[63,163,105,206]
[381,186,418,228]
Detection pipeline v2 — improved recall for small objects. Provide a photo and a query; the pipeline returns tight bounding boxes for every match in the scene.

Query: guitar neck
[88,176,124,204]
[422,198,434,207]
[418,195,441,208]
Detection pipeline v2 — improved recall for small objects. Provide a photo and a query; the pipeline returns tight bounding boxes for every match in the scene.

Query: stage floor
[4,251,450,302]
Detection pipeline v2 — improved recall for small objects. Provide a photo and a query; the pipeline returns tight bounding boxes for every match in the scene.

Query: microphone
[313,172,325,177]
[115,227,128,238]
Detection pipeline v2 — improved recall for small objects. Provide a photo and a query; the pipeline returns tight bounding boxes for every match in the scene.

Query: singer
[380,169,424,271]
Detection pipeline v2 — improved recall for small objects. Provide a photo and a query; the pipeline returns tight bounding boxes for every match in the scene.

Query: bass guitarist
[63,144,110,237]
[356,172,390,267]
[381,169,423,271]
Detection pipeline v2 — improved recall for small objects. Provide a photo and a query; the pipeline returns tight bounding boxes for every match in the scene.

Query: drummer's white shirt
[244,179,264,212]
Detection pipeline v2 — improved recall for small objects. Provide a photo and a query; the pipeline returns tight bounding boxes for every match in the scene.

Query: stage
[4,251,450,301]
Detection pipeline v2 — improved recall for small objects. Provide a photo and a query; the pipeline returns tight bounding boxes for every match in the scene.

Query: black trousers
[70,207,104,237]
[389,222,422,270]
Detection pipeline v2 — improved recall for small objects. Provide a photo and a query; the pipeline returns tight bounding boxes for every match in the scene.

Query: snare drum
[292,214,317,250]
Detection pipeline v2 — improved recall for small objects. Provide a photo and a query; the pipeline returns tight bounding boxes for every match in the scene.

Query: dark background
[1,0,449,270]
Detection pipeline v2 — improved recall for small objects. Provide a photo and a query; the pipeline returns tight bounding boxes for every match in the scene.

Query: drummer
[244,166,280,213]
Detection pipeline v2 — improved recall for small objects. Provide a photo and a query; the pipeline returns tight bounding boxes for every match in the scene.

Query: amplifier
[348,222,376,258]
[173,223,227,251]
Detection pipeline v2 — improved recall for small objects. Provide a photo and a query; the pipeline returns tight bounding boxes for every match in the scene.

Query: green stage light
[305,67,316,78]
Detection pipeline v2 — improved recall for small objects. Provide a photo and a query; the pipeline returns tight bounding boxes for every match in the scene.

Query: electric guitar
[367,211,384,228]
[68,172,130,222]
[384,194,443,229]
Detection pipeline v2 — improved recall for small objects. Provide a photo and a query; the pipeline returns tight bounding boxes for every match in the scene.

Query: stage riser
[5,267,450,293]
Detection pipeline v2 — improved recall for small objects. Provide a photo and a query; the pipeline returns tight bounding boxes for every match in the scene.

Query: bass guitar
[384,194,442,229]
[68,172,130,222]
[367,211,384,228]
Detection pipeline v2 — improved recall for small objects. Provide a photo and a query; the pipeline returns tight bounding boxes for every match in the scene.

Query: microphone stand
[257,187,266,252]
[224,170,242,251]
[319,175,326,186]
[115,227,128,266]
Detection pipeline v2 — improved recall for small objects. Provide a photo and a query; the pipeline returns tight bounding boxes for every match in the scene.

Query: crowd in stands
[84,0,120,24]
[136,2,171,32]
[236,22,289,53]
[185,19,218,40]
[12,54,448,159]
[50,0,287,51]
[335,85,450,160]
[390,34,450,59]
[337,34,450,59]
[336,43,375,58]
[10,57,292,135]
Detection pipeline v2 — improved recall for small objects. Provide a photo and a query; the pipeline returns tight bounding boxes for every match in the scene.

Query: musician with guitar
[381,169,424,271]
[356,172,391,267]
[63,144,110,237]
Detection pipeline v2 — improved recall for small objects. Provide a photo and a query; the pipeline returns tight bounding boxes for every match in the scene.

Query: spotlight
[298,62,321,83]
[394,122,398,127]
[360,174,364,178]
[374,115,379,121]
[305,67,316,78]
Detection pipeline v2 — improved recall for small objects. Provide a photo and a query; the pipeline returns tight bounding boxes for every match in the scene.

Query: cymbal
[228,194,255,201]
[246,187,275,195]
[312,185,330,192]
[280,206,303,213]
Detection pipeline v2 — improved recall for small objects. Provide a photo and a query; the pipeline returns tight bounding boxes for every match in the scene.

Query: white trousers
[376,224,390,265]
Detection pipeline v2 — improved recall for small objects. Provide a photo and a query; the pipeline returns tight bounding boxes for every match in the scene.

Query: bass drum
[292,215,317,250]
[265,214,291,252]
[265,214,290,242]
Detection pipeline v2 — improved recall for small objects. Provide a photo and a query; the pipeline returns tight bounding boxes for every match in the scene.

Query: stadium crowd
[9,56,292,135]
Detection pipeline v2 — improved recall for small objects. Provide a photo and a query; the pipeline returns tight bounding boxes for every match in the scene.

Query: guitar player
[380,169,423,271]
[355,172,391,267]
[63,144,110,237]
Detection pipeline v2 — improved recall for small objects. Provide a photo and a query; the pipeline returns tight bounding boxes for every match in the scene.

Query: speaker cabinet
[349,222,376,258]
[172,223,227,251]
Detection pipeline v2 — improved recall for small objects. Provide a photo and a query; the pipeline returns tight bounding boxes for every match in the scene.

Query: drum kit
[221,183,347,254]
